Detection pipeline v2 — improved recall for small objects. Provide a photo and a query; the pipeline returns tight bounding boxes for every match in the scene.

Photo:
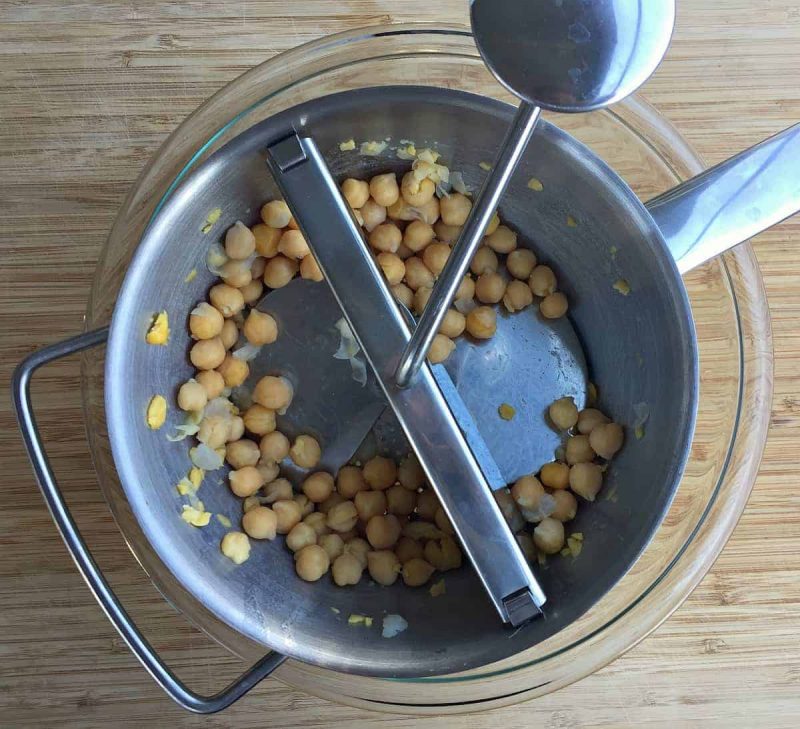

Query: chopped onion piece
[350,355,367,387]
[166,410,203,442]
[382,614,408,639]
[206,243,228,275]
[203,396,235,418]
[520,493,557,523]
[454,298,477,315]
[190,443,224,471]
[233,343,262,362]
[450,171,471,196]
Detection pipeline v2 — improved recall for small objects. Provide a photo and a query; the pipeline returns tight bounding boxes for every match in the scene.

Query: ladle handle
[12,329,286,713]
[647,122,800,273]
[395,101,541,386]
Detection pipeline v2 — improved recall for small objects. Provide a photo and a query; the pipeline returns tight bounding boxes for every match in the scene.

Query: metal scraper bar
[265,132,545,625]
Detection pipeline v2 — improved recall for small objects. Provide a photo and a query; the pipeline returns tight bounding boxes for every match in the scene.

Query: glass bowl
[81,24,772,713]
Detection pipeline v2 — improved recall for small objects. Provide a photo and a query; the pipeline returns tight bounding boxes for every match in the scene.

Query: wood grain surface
[1,2,799,727]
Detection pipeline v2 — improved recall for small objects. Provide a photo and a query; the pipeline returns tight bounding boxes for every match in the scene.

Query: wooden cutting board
[1,2,799,727]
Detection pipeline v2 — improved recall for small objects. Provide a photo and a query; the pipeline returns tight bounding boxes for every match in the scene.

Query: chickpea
[242,496,261,513]
[251,255,267,278]
[341,178,369,209]
[228,465,265,498]
[336,465,367,499]
[198,415,231,449]
[413,286,433,316]
[511,475,545,511]
[529,265,557,297]
[261,200,291,228]
[220,319,238,350]
[541,292,569,319]
[256,459,279,485]
[376,252,405,285]
[404,256,435,291]
[502,280,534,312]
[242,404,275,436]
[422,242,451,276]
[220,532,251,564]
[294,544,330,582]
[470,247,499,275]
[277,230,310,260]
[263,477,293,504]
[242,506,278,540]
[391,282,414,309]
[196,370,225,399]
[293,492,312,518]
[366,514,402,549]
[415,490,440,522]
[253,223,282,258]
[243,310,278,346]
[302,471,334,503]
[465,306,497,339]
[286,522,317,552]
[259,431,289,462]
[434,508,455,536]
[589,422,625,460]
[318,492,344,514]
[225,439,260,469]
[402,557,435,587]
[240,278,264,305]
[400,171,435,206]
[485,225,517,254]
[253,375,293,411]
[360,198,387,232]
[222,221,255,260]
[315,534,342,562]
[540,461,570,490]
[475,272,506,304]
[287,215,299,230]
[354,490,387,521]
[395,536,424,563]
[363,455,397,490]
[228,415,245,442]
[549,397,579,430]
[533,517,565,554]
[403,520,445,540]
[403,219,435,252]
[485,211,501,236]
[507,249,537,280]
[368,223,402,253]
[398,454,424,491]
[303,511,329,537]
[424,536,462,571]
[550,489,578,522]
[177,379,207,412]
[416,197,441,225]
[396,242,413,260]
[369,173,400,207]
[299,254,323,282]
[344,537,370,568]
[332,552,363,586]
[516,532,537,562]
[428,334,455,364]
[456,275,476,302]
[289,434,321,469]
[217,354,249,388]
[262,255,299,289]
[433,221,462,243]
[565,434,596,465]
[577,408,610,435]
[273,499,303,534]
[326,500,359,533]
[438,309,466,338]
[190,302,224,340]
[209,283,245,318]
[367,550,401,586]
[440,192,472,226]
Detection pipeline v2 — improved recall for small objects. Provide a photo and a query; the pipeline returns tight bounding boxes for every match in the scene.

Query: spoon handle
[395,101,541,387]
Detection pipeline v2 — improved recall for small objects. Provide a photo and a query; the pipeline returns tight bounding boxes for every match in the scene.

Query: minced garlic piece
[146,395,167,430]
[527,177,544,192]
[479,161,491,171]
[145,311,169,345]
[498,403,516,420]
[339,139,356,151]
[613,278,631,296]
[184,268,198,283]
[429,579,446,597]
[566,214,578,228]
[359,140,387,156]
[200,207,222,234]
[181,504,211,527]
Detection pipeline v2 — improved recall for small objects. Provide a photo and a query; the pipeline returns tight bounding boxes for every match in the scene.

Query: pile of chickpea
[173,157,622,586]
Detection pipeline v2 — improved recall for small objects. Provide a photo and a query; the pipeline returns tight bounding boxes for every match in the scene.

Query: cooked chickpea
[243,404,276,436]
[385,484,416,516]
[456,275,476,301]
[177,379,207,412]
[243,310,278,346]
[529,265,557,297]
[256,459,279,484]
[565,434,596,464]
[229,466,265,498]
[302,471,334,503]
[316,533,343,562]
[293,492,313,518]
[240,278,264,305]
[401,171,435,206]
[485,225,517,254]
[221,532,251,564]
[259,431,289,462]
[262,255,299,288]
[511,475,545,511]
[367,550,401,586]
[228,416,245,442]
[577,408,610,435]
[369,173,400,207]
[403,219,435,252]
[209,283,245,318]
[263,478,293,504]
[415,490,440,522]
[223,221,256,260]
[251,255,267,279]
[226,439,260,469]
[326,500,359,533]
[220,319,238,350]
[318,492,344,514]
[366,514,402,549]
[465,306,497,339]
[242,506,277,540]
[550,489,578,521]
[332,552,363,586]
[395,536,424,563]
[253,375,293,411]
[360,198,387,232]
[295,544,330,582]
[253,223,282,257]
[589,422,625,460]
[540,292,569,319]
[484,211,501,236]
[341,178,369,209]
[437,309,466,339]
[549,396,579,430]
[422,242,451,275]
[277,230,310,260]
[540,461,570,490]
[198,415,230,448]
[336,465,367,499]
[391,282,414,309]
[396,242,413,260]
[363,455,397,490]
[475,272,506,304]
[398,454,424,491]
[286,522,318,552]
[433,221,462,243]
[196,369,225,399]
[402,557,435,587]
[507,249,537,280]
[434,508,455,536]
[273,499,303,534]
[368,223,402,253]
[289,434,321,469]
[344,537,370,567]
[403,520,445,540]
[503,280,534,312]
[261,200,291,228]
[440,192,472,226]
[299,254,323,282]
[354,490,387,521]
[470,247,499,275]
[303,511,329,537]
[404,256,435,291]
[424,536,462,571]
[376,252,405,285]
[189,302,224,340]
[217,354,249,388]
[242,496,262,513]
[533,517,565,554]
[428,334,455,364]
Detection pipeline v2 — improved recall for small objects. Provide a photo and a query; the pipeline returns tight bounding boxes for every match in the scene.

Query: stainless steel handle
[11,328,286,713]
[266,133,545,625]
[647,122,800,273]
[395,101,541,386]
